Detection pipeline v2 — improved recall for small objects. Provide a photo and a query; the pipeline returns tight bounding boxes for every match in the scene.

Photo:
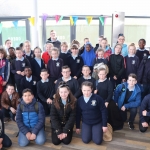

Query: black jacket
[50,99,76,135]
[46,38,61,50]
[94,43,99,52]
[0,110,4,138]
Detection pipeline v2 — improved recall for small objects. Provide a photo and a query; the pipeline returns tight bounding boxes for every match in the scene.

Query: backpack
[20,102,39,114]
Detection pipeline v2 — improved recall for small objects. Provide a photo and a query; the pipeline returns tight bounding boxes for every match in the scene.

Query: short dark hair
[41,69,48,74]
[6,84,14,89]
[8,47,15,51]
[139,39,146,44]
[84,38,89,41]
[34,46,42,52]
[19,43,23,48]
[15,47,22,51]
[128,73,137,80]
[22,88,33,95]
[62,65,70,71]
[0,47,7,58]
[24,66,32,70]
[81,81,93,89]
[71,44,78,49]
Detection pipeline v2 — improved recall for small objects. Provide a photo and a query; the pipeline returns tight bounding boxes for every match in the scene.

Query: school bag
[103,123,113,142]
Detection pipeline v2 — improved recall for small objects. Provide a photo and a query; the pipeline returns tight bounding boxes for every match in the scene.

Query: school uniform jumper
[59,52,70,66]
[136,49,149,64]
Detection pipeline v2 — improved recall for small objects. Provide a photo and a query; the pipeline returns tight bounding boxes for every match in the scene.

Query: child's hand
[73,76,77,79]
[105,102,109,108]
[2,81,7,86]
[113,75,117,80]
[0,138,3,144]
[121,106,126,111]
[10,107,16,114]
[76,129,80,134]
[30,133,36,140]
[47,98,52,104]
[26,132,31,140]
[16,71,21,74]
[94,90,97,94]
[54,80,57,84]
[142,110,147,116]
[102,127,108,133]
[57,133,63,140]
[62,133,67,139]
[21,71,25,76]
[142,122,148,127]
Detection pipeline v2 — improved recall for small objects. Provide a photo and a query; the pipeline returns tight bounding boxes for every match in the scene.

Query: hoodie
[46,38,61,50]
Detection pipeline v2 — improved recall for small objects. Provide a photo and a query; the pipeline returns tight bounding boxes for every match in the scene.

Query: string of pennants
[42,14,107,26]
[0,17,35,34]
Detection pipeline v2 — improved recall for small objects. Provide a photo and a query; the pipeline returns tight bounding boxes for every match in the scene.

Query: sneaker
[128,122,134,130]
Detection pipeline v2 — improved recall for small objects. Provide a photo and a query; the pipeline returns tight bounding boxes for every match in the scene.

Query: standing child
[76,81,107,145]
[59,42,70,66]
[109,44,125,89]
[123,43,139,81]
[47,47,63,83]
[11,47,31,97]
[0,47,10,88]
[67,44,84,79]
[50,82,76,145]
[81,42,96,72]
[37,69,55,116]
[23,40,34,64]
[136,39,149,63]
[42,43,53,66]
[31,47,45,81]
[5,39,12,55]
[16,89,46,147]
[20,67,38,97]
[79,38,90,55]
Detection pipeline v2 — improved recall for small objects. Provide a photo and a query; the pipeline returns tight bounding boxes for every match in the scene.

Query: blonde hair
[45,43,53,48]
[51,47,59,54]
[96,48,104,53]
[128,43,136,53]
[61,42,68,47]
[94,63,109,74]
[23,40,31,46]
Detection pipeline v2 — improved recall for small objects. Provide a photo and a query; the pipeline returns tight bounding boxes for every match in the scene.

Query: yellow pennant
[86,16,93,25]
[28,17,35,26]
[70,16,74,25]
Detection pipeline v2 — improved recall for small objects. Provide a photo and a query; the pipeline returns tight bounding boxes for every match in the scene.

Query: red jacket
[42,51,51,64]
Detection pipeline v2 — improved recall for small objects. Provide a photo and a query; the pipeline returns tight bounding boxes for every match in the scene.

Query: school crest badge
[77,59,80,63]
[91,100,96,106]
[22,63,25,67]
[56,62,60,67]
[33,81,36,85]
[132,60,135,64]
[144,53,147,57]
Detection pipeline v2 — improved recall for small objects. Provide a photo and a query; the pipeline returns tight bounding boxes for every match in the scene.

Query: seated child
[37,69,55,116]
[51,82,76,145]
[76,81,107,145]
[59,42,70,66]
[20,67,38,97]
[31,47,45,81]
[16,89,46,147]
[114,73,141,130]
[139,94,150,132]
[0,110,12,148]
[1,84,19,122]
[47,47,63,83]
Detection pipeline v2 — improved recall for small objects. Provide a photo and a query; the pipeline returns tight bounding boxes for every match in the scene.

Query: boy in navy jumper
[37,69,55,116]
[114,74,141,130]
[16,89,46,147]
[139,94,150,132]
[20,67,38,97]
[123,43,139,81]
[76,81,107,145]
[23,40,34,64]
[55,66,81,98]
[11,47,31,97]
[47,47,63,83]
[59,42,70,66]
[31,47,45,81]
[136,39,149,63]
[67,44,84,79]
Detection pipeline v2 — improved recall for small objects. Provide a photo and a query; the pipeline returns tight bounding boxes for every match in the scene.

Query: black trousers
[110,76,122,89]
[51,128,73,145]
[40,101,51,116]
[15,78,22,98]
[2,134,12,148]
[1,108,15,121]
[139,116,150,132]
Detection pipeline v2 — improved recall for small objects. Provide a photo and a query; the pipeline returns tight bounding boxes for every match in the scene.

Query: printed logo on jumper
[33,81,36,85]
[91,100,96,106]
[22,63,25,67]
[77,59,80,63]
[132,60,135,64]
[56,62,60,67]
[144,53,147,56]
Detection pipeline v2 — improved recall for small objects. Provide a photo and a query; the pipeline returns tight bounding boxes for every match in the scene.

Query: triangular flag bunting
[86,16,93,25]
[99,17,104,26]
[0,23,2,34]
[28,17,35,26]
[58,16,63,22]
[55,15,60,23]
[42,13,48,21]
[13,20,18,28]
[70,16,74,25]
[72,16,78,25]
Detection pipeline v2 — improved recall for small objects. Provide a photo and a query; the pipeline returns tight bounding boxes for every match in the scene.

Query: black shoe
[128,122,134,130]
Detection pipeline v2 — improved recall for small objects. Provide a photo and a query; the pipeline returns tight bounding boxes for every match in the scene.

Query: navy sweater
[11,58,31,79]
[93,58,108,66]
[59,52,70,66]
[23,50,34,64]
[31,58,45,81]
[140,94,150,123]
[136,49,149,64]
[76,94,107,128]
[47,58,63,79]
[67,55,84,78]
[124,56,139,79]
[20,76,38,97]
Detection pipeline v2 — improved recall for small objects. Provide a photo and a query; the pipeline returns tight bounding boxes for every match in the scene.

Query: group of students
[0,30,150,149]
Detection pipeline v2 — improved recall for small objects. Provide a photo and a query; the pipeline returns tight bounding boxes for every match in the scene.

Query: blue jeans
[81,122,103,145]
[18,128,46,147]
